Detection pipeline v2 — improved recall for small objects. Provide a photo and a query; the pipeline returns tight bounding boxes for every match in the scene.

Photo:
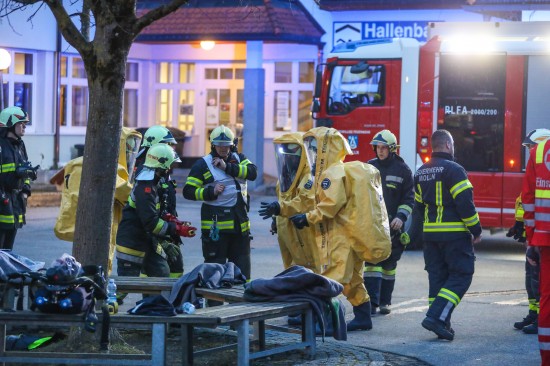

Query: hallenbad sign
[333,21,431,46]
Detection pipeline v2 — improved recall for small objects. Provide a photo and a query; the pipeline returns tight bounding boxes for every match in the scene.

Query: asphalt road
[14,193,539,366]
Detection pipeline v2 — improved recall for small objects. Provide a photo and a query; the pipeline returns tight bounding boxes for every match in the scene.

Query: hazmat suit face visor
[303,136,318,180]
[126,135,142,174]
[275,143,302,193]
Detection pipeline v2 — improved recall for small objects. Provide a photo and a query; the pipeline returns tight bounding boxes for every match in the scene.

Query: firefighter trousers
[423,237,475,325]
[526,257,541,314]
[201,231,251,280]
[538,247,550,365]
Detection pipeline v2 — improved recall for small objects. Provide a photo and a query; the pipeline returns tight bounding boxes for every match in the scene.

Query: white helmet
[523,128,550,147]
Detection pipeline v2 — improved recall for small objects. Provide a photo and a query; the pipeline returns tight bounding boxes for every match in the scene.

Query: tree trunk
[72,28,133,270]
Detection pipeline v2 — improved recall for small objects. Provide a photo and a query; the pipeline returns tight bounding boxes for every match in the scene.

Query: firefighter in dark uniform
[183,125,257,280]
[415,129,482,341]
[116,144,196,278]
[0,107,37,250]
[364,130,414,315]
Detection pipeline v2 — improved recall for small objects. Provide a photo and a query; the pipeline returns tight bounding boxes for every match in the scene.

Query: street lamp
[0,48,12,111]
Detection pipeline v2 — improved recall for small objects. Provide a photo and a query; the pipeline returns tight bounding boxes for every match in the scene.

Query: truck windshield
[327,64,384,114]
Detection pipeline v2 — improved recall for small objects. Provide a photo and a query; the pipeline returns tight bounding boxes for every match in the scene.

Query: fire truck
[311,22,550,232]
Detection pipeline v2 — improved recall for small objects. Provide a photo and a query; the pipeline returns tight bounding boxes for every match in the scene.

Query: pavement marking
[494,298,529,305]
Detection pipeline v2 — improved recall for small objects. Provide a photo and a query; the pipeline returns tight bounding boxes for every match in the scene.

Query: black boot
[422,316,454,341]
[514,311,537,330]
[347,302,372,331]
[523,319,538,334]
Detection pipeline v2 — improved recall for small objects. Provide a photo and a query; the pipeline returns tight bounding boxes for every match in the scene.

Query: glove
[176,223,197,238]
[259,201,280,220]
[506,220,525,243]
[160,241,181,263]
[290,214,309,229]
[15,162,39,181]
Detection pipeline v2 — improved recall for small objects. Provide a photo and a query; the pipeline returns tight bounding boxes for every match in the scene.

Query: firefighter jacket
[0,133,31,230]
[274,133,321,273]
[116,168,177,265]
[367,153,414,228]
[183,151,257,236]
[522,140,550,246]
[414,151,482,241]
[301,127,391,306]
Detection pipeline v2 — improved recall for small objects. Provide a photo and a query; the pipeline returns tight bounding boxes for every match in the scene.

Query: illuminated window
[179,63,195,83]
[72,86,88,126]
[14,53,33,75]
[157,89,173,124]
[123,89,138,127]
[178,90,195,131]
[299,62,314,83]
[273,90,291,131]
[298,91,313,131]
[157,62,173,83]
[72,57,86,78]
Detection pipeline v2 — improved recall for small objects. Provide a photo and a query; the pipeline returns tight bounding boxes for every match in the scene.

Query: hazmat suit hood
[303,127,352,184]
[274,132,306,193]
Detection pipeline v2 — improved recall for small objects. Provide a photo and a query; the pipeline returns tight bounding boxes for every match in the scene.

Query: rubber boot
[364,277,381,314]
[347,301,373,331]
[514,311,537,330]
[422,316,454,341]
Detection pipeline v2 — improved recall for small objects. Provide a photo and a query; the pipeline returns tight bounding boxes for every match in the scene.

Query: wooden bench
[0,298,316,366]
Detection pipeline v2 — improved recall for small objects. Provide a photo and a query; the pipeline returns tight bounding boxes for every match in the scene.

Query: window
[157,89,173,124]
[60,56,68,77]
[72,57,86,79]
[328,64,384,114]
[0,50,35,123]
[205,68,218,80]
[273,90,291,131]
[60,85,67,126]
[298,91,313,131]
[275,62,292,83]
[438,54,506,172]
[220,68,233,80]
[126,62,139,82]
[72,86,88,126]
[178,90,195,131]
[123,89,138,127]
[299,62,314,83]
[179,63,195,84]
[158,62,173,83]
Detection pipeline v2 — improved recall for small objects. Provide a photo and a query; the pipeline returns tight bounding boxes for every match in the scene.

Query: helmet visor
[126,135,142,175]
[303,136,318,179]
[275,143,302,193]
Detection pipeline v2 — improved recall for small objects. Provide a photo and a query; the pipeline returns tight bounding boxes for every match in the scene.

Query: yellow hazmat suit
[301,127,391,306]
[274,133,322,273]
[53,127,142,272]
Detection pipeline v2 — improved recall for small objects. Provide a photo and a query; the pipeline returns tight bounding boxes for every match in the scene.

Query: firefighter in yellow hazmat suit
[259,132,321,272]
[52,127,142,273]
[290,127,391,331]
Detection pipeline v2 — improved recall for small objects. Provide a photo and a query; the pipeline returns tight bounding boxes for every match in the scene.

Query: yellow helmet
[144,144,181,170]
[0,106,30,128]
[210,125,235,146]
[142,125,177,147]
[371,129,399,153]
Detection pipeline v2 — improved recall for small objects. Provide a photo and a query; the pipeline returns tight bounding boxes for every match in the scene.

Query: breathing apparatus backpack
[5,255,111,350]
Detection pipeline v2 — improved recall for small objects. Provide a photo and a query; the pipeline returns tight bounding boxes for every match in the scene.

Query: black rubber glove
[506,220,525,243]
[259,201,280,220]
[290,214,309,229]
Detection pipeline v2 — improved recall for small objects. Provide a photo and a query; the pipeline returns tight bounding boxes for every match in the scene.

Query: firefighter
[290,127,391,332]
[116,144,196,278]
[364,130,414,315]
[415,129,482,341]
[183,125,257,280]
[510,129,550,334]
[0,107,37,250]
[522,134,550,363]
[131,125,184,276]
[131,125,177,183]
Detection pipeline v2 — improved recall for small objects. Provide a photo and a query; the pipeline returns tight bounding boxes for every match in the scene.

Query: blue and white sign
[334,21,431,47]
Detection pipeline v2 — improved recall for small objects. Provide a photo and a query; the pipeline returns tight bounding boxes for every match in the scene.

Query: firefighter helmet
[370,129,399,152]
[144,143,181,170]
[523,128,550,147]
[210,125,235,146]
[142,125,177,148]
[0,106,30,128]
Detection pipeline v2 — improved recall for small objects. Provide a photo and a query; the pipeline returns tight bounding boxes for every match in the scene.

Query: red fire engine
[312,22,550,231]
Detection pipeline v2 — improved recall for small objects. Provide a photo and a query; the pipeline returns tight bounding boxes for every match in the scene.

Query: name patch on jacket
[304,180,313,190]
[321,178,331,190]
